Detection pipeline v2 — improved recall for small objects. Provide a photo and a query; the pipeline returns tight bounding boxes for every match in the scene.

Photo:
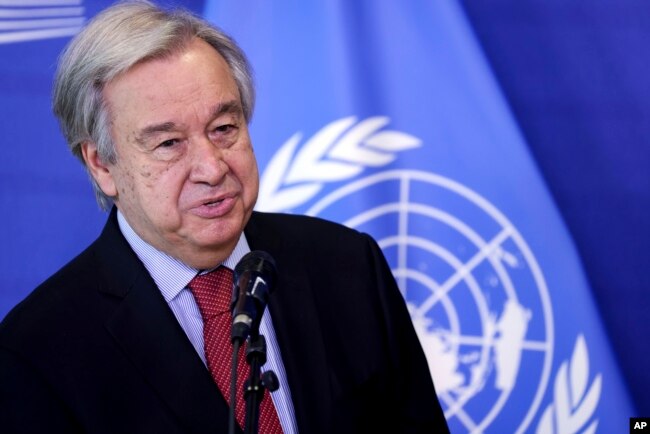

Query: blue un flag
[205,1,635,432]
[0,0,637,432]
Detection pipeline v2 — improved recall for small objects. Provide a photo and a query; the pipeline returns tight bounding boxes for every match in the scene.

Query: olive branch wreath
[256,116,421,212]
[536,335,601,434]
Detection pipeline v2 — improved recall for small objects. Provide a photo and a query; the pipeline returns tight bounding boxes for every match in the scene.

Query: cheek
[143,162,180,195]
[118,162,182,209]
[239,148,259,182]
[238,158,259,200]
[224,146,257,185]
[139,165,152,179]
[247,164,260,195]
[114,167,137,198]
[139,165,161,192]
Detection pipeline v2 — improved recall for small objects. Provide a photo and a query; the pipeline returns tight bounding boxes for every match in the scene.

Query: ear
[81,142,118,198]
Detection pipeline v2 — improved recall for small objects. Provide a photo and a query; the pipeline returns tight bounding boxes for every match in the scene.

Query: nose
[188,136,228,185]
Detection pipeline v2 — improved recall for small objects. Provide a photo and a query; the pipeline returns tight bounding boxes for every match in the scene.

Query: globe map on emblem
[305,170,555,433]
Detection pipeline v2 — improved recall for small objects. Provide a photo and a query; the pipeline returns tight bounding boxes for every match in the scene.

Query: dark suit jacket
[0,210,448,433]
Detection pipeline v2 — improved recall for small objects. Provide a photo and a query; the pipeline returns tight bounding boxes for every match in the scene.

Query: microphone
[230,250,277,343]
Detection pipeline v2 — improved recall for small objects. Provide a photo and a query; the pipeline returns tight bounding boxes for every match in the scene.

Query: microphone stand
[228,339,242,434]
[243,333,279,434]
[229,251,280,433]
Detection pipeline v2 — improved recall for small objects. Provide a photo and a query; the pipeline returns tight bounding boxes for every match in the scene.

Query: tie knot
[188,266,233,319]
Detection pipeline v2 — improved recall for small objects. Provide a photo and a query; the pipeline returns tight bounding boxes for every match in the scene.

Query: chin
[196,227,240,249]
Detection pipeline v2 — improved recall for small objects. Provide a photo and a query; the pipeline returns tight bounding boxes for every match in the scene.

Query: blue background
[1,0,647,417]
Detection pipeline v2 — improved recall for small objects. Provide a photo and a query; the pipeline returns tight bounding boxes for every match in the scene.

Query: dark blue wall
[461,0,650,412]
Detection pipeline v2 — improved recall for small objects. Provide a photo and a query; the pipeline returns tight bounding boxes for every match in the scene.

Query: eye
[158,138,180,148]
[213,124,236,133]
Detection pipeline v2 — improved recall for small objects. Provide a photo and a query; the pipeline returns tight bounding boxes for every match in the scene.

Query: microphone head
[231,251,278,341]
[234,250,278,291]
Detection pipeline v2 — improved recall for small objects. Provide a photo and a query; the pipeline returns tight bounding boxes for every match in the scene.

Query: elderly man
[0,1,448,433]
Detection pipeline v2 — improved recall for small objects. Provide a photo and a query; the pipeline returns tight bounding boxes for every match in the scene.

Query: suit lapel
[246,212,334,433]
[95,210,236,433]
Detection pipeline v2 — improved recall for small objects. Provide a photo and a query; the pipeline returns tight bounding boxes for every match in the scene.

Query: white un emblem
[259,117,599,433]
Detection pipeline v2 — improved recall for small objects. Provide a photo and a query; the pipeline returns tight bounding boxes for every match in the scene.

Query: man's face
[92,38,258,269]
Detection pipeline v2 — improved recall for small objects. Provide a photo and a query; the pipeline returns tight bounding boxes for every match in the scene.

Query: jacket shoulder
[0,242,100,340]
[248,211,368,244]
[245,211,383,283]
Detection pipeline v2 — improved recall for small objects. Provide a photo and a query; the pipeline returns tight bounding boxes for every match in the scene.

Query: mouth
[190,194,237,218]
[204,198,225,207]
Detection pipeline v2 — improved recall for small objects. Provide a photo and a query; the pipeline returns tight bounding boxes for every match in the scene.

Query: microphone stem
[228,338,241,434]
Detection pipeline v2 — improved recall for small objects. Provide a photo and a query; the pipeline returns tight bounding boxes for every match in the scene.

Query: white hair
[52,0,255,209]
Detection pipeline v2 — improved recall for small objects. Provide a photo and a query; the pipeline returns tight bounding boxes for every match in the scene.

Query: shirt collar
[117,210,251,302]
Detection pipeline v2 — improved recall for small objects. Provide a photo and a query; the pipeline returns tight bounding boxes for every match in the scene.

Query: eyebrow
[134,122,176,145]
[211,100,242,118]
[133,100,243,145]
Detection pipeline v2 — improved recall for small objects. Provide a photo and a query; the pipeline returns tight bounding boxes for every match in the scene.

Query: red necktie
[188,267,283,433]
